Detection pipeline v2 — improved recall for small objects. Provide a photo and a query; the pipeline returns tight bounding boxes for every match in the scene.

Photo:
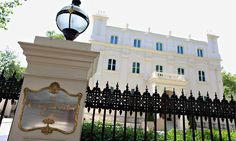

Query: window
[178,68,184,75]
[107,59,116,71]
[197,49,204,57]
[156,65,163,72]
[133,39,141,48]
[156,42,163,51]
[132,62,140,74]
[198,71,206,82]
[177,46,184,54]
[110,35,118,44]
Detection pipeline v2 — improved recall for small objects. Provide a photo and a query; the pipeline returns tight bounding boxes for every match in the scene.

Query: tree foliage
[0,49,25,79]
[222,71,236,100]
[46,30,65,40]
[0,0,26,30]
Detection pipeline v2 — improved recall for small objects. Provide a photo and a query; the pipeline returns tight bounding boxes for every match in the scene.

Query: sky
[0,0,236,74]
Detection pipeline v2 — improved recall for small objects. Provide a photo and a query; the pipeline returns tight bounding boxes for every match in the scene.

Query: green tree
[0,49,25,79]
[0,0,26,30]
[46,30,65,40]
[222,70,236,100]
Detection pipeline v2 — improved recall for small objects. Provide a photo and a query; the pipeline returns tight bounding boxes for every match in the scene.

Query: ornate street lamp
[56,0,89,41]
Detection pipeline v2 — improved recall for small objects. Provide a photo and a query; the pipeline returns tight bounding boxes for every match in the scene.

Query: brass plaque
[19,82,82,135]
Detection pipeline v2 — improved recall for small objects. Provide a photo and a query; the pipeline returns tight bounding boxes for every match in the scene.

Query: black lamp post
[56,0,89,41]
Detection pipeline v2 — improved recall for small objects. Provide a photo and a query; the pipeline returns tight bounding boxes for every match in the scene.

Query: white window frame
[133,39,141,48]
[110,35,118,44]
[198,70,206,82]
[156,42,163,51]
[156,65,163,72]
[177,68,184,75]
[177,45,184,54]
[107,59,116,71]
[197,49,204,57]
[132,62,140,74]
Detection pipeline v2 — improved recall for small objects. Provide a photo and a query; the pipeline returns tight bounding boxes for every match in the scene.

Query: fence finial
[181,89,184,96]
[198,91,201,96]
[96,80,99,88]
[155,86,157,93]
[223,94,226,100]
[172,88,176,95]
[207,91,209,97]
[106,81,109,89]
[145,86,148,93]
[126,83,129,90]
[136,85,139,92]
[116,82,119,89]
[190,90,193,96]
[215,93,218,99]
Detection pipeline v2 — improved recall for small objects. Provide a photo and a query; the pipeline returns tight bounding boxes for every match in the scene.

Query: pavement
[0,118,13,141]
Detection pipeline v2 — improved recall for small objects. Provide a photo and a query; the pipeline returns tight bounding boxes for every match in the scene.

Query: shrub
[81,121,236,141]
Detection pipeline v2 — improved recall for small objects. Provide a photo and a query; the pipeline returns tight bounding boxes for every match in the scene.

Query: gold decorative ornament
[41,118,55,135]
[68,8,74,14]
[18,82,83,135]
[48,82,60,94]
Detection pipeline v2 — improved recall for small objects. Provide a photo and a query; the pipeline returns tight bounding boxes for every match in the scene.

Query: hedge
[81,121,236,141]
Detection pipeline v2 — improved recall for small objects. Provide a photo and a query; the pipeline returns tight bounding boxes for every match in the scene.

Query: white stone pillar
[8,36,99,141]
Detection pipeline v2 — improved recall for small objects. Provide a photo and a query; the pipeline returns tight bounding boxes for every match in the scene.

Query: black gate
[0,71,23,126]
[83,82,236,141]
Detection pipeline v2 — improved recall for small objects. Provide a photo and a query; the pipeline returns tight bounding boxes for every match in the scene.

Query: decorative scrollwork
[85,81,236,121]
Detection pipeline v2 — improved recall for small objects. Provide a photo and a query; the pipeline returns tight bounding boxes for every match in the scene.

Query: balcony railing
[151,72,186,81]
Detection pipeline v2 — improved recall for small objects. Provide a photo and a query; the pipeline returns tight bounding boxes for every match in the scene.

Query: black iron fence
[0,73,235,140]
[0,71,23,125]
[84,82,236,141]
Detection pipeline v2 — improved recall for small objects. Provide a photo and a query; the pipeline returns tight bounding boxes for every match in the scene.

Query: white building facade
[89,14,224,99]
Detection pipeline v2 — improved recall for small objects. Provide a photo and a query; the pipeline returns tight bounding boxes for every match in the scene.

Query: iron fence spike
[198,91,201,96]
[136,85,139,91]
[155,86,157,93]
[116,82,119,89]
[106,81,109,88]
[215,93,218,99]
[126,83,129,90]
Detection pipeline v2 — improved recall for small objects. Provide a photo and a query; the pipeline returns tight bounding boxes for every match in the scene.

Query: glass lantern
[56,0,89,40]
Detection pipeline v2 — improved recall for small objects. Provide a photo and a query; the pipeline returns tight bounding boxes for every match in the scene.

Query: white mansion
[89,14,224,99]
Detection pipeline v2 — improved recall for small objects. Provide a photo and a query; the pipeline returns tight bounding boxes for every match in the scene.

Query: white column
[8,36,99,141]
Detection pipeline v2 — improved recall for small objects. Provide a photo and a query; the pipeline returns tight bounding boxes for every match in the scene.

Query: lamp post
[56,0,89,41]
